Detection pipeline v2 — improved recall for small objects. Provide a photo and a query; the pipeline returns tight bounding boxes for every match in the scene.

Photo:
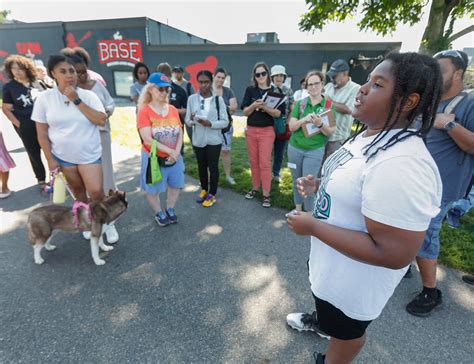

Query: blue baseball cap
[148,72,171,87]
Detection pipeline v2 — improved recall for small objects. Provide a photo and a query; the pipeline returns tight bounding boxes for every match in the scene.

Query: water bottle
[52,173,66,204]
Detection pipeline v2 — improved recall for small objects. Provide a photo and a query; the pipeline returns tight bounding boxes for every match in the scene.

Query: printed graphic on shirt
[313,147,353,219]
[17,92,33,107]
[150,117,181,150]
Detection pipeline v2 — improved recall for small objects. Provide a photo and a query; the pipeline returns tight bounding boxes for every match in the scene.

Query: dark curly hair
[4,55,38,82]
[347,52,443,161]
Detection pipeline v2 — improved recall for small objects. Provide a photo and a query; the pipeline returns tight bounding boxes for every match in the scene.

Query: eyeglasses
[434,50,466,67]
[307,81,322,88]
[255,71,267,78]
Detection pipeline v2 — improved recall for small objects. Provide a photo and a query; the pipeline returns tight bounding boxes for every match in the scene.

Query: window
[113,71,134,97]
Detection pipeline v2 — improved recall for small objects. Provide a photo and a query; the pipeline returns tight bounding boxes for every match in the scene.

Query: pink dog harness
[72,201,92,230]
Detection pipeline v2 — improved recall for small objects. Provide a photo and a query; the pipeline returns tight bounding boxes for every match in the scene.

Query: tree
[0,9,10,24]
[299,0,474,54]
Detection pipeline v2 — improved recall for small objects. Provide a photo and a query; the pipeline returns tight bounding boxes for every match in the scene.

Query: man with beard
[406,50,474,317]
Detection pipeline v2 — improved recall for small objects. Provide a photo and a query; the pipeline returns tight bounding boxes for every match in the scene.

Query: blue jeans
[447,185,474,227]
[417,199,453,260]
[272,138,288,177]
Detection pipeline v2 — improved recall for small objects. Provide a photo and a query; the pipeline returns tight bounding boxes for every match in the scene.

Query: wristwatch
[73,98,82,106]
[443,120,457,131]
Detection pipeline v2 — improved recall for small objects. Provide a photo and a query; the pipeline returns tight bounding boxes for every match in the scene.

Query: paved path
[1,114,473,363]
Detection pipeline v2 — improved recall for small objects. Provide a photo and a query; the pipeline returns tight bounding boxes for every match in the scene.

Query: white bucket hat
[271,65,287,78]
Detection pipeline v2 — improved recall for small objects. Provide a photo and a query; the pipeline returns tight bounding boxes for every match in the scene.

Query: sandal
[262,196,271,208]
[245,190,258,200]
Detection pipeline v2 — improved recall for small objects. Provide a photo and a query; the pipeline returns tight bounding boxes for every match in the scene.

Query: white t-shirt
[309,130,442,321]
[31,87,105,164]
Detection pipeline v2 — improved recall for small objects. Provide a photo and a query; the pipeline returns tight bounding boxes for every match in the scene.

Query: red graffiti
[65,31,92,48]
[185,56,218,91]
[16,42,42,55]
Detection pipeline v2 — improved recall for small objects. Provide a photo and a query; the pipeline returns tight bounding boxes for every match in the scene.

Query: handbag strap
[150,139,157,157]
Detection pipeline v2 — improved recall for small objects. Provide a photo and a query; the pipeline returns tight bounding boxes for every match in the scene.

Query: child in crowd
[287,52,443,363]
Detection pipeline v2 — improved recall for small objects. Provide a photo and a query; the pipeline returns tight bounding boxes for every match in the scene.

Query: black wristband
[73,98,82,106]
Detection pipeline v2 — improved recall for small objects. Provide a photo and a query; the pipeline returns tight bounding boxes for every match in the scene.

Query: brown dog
[27,190,128,266]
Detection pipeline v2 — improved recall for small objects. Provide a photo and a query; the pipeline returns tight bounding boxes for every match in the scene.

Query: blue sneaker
[155,211,171,227]
[446,209,461,229]
[165,207,178,224]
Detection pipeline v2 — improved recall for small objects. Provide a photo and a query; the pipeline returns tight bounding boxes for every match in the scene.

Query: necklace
[150,103,168,116]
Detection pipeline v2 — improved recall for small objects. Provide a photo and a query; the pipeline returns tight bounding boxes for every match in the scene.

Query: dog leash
[45,168,93,229]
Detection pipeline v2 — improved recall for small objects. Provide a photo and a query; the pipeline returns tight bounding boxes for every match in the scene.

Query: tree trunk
[418,0,460,54]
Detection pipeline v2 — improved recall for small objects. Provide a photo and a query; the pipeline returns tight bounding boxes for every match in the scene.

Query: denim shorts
[417,199,453,260]
[53,154,102,168]
[140,150,185,194]
[220,126,233,152]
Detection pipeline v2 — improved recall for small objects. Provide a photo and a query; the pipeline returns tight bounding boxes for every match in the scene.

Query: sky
[3,0,473,52]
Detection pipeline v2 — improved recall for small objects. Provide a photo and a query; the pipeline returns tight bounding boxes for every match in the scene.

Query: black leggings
[15,124,46,182]
[194,144,221,195]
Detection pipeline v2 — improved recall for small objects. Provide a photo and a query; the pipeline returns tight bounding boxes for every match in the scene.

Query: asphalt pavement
[1,114,473,363]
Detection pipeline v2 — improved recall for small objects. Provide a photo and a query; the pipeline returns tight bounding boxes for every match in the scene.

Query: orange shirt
[137,104,182,157]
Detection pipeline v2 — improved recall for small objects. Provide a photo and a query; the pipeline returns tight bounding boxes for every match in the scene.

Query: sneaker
[105,223,119,244]
[202,194,216,207]
[226,176,236,185]
[406,289,442,317]
[155,211,171,227]
[196,189,208,203]
[403,265,413,278]
[446,209,461,229]
[313,352,326,364]
[262,196,271,208]
[286,312,330,339]
[462,275,474,285]
[165,207,178,224]
[245,189,257,200]
[82,231,91,240]
[0,190,12,199]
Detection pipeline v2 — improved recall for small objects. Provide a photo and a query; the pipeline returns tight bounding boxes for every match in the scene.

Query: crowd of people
[0,47,473,363]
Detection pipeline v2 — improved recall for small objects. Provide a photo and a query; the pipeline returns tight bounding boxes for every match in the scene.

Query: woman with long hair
[2,55,47,188]
[137,73,184,226]
[241,62,285,208]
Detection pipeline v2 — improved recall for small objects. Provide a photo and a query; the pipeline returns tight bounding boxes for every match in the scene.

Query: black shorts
[313,295,372,340]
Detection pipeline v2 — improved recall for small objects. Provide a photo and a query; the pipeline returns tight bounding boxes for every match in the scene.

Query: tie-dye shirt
[137,104,182,158]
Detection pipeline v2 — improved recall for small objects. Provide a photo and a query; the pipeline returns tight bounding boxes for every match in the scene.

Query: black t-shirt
[2,79,42,128]
[241,86,285,127]
[169,82,188,123]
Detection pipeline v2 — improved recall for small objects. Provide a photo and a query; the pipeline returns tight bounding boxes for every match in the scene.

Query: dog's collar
[72,201,92,230]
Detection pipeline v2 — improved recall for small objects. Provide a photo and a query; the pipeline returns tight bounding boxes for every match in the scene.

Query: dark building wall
[0,17,400,102]
[143,43,399,102]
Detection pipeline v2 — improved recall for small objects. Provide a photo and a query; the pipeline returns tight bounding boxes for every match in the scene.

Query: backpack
[215,96,233,142]
[444,89,473,114]
[186,81,193,96]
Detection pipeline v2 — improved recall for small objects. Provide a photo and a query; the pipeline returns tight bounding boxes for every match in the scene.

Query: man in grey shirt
[406,50,474,317]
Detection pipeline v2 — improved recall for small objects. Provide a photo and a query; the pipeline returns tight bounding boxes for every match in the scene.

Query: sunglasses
[200,98,205,110]
[255,71,267,78]
[434,50,466,67]
[156,86,170,93]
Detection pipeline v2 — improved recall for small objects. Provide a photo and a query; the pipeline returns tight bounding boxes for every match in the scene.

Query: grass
[110,107,474,273]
